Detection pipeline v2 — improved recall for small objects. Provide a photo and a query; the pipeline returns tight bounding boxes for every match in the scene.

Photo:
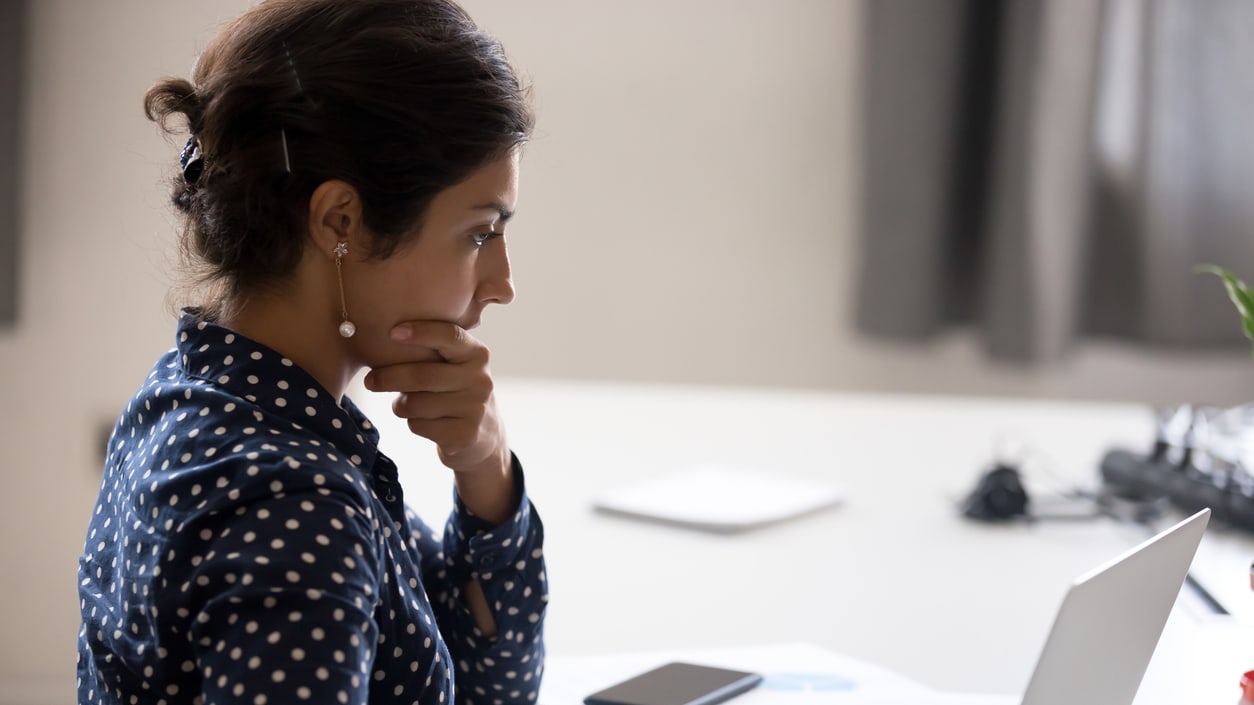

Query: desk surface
[352,377,1254,704]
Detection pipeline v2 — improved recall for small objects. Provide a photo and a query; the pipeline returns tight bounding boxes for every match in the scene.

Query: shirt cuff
[445,452,539,581]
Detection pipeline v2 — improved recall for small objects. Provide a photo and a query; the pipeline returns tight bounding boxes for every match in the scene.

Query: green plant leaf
[1197,264,1254,358]
[1197,265,1254,320]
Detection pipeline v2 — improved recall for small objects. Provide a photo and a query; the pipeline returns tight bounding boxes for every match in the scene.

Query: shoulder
[153,442,387,592]
[118,379,376,535]
[108,317,391,550]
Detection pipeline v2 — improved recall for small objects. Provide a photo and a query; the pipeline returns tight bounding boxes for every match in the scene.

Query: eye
[471,231,501,247]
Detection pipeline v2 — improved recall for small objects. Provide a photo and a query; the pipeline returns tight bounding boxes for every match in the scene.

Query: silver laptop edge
[1019,508,1211,705]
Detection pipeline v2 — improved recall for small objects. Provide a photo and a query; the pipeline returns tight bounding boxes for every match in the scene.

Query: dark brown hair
[144,0,533,313]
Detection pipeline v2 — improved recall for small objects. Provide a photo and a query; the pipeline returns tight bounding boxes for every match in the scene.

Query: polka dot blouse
[77,310,548,705]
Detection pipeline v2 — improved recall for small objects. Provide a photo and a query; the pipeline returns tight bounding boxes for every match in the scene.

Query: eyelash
[472,231,502,247]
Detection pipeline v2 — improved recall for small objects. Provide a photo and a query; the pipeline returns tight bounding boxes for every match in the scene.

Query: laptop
[545,510,1211,705]
[1011,508,1211,705]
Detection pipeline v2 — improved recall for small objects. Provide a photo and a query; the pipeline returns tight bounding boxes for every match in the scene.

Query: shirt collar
[175,308,381,470]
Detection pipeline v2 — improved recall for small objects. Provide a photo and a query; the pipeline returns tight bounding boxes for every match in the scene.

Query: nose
[477,243,515,306]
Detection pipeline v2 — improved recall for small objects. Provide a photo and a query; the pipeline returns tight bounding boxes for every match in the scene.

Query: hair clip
[280,129,291,173]
[179,136,204,184]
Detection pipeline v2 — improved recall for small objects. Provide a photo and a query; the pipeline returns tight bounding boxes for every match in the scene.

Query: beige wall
[2,0,1251,700]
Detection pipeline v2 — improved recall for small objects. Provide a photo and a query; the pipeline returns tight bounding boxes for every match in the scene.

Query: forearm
[451,445,516,525]
[464,578,498,639]
[435,460,547,699]
[437,521,547,704]
[451,446,518,636]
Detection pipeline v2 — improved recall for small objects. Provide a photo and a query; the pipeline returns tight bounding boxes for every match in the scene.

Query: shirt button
[477,553,496,571]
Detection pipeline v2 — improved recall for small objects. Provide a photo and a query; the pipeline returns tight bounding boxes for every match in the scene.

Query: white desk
[353,378,1254,704]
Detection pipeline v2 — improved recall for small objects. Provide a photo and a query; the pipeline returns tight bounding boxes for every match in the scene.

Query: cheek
[359,256,475,323]
[346,260,476,368]
[409,273,474,319]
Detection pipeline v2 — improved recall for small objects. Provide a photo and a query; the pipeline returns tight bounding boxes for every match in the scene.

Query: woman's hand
[363,320,515,523]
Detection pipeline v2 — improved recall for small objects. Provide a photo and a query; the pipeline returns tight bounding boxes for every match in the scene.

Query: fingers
[364,319,504,470]
[405,416,487,456]
[363,320,489,393]
[365,362,482,394]
[388,320,487,364]
[404,398,503,466]
[390,388,487,424]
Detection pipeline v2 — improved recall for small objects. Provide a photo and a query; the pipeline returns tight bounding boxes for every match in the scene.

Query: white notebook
[592,465,844,533]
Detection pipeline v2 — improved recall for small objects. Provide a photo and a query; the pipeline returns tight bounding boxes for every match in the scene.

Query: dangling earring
[333,241,356,338]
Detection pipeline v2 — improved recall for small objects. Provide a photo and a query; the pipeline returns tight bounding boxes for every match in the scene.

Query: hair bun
[143,78,204,135]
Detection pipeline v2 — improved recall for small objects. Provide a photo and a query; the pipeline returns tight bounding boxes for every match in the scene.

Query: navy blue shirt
[78,310,547,705]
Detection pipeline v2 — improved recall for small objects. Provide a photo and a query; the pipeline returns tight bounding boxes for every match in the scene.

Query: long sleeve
[175,484,384,705]
[408,454,547,705]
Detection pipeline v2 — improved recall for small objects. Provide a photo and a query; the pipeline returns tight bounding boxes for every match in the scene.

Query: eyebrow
[470,202,515,223]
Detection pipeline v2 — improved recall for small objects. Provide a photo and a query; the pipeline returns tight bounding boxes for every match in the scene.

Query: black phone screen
[583,662,763,705]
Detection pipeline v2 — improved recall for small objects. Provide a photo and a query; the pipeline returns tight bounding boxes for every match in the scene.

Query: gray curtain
[857,0,1254,362]
[0,0,24,329]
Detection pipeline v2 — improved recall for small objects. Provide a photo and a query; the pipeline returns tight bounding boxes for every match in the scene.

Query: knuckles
[471,370,493,399]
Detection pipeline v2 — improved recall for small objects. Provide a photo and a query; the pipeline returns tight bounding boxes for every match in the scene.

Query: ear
[307,180,365,260]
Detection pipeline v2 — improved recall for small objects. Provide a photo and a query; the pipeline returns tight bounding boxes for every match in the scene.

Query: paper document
[538,642,1016,705]
[592,466,844,533]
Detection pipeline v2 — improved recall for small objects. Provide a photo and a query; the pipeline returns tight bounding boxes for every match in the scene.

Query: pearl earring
[333,241,355,338]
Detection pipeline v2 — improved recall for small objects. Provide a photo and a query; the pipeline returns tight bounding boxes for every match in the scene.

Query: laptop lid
[1019,508,1211,705]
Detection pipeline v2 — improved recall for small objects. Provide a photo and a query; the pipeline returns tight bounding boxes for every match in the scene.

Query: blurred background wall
[1,0,1251,701]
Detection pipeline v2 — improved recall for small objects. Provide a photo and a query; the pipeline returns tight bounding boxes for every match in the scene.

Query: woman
[76,1,546,703]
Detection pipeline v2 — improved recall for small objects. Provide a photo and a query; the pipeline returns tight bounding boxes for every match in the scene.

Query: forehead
[432,152,520,215]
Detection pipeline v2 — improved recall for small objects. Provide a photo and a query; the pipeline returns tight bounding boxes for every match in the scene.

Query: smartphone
[583,662,763,705]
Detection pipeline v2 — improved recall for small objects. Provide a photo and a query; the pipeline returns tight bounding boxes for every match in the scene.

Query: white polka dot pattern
[77,310,548,705]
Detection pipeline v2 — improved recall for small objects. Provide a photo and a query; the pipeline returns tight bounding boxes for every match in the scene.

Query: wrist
[452,446,515,524]
[448,442,509,481]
